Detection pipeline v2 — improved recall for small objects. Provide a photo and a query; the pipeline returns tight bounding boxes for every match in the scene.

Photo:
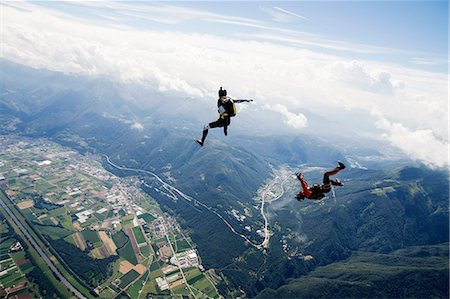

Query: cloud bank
[265,104,308,129]
[375,117,448,168]
[2,2,448,167]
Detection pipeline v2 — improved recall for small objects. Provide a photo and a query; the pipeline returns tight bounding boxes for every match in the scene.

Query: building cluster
[170,249,199,268]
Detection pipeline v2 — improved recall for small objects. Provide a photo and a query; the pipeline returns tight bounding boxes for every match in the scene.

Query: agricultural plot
[132,226,146,244]
[0,221,40,297]
[150,260,162,272]
[45,206,67,218]
[16,200,34,210]
[126,270,149,298]
[81,229,101,244]
[99,231,117,255]
[118,240,138,265]
[171,284,192,296]
[175,239,192,253]
[140,245,151,257]
[184,267,201,280]
[191,276,219,298]
[112,230,128,249]
[124,228,143,262]
[35,224,71,240]
[72,232,87,251]
[121,215,134,228]
[117,269,140,289]
[138,212,155,224]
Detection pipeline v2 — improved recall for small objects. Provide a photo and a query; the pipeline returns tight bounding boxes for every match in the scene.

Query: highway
[0,191,87,299]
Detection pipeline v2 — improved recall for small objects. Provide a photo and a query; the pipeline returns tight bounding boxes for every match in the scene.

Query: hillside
[257,243,449,298]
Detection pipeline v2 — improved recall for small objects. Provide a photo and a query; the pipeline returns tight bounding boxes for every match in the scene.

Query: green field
[99,287,116,298]
[137,213,155,224]
[0,259,14,269]
[45,206,67,218]
[171,284,192,296]
[187,272,204,285]
[140,245,151,257]
[118,269,140,289]
[192,276,219,298]
[10,251,26,261]
[118,241,137,265]
[1,272,25,288]
[0,215,41,297]
[1,191,92,298]
[18,260,34,274]
[63,234,76,246]
[132,226,146,244]
[35,224,71,240]
[175,239,191,252]
[81,229,101,243]
[126,270,149,297]
[112,230,128,249]
[149,260,161,272]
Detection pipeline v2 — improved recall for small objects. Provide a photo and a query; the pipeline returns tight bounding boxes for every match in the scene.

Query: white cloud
[273,7,308,20]
[1,2,448,167]
[239,32,403,55]
[265,104,308,129]
[331,60,404,95]
[375,117,449,168]
[411,57,449,66]
[261,6,308,22]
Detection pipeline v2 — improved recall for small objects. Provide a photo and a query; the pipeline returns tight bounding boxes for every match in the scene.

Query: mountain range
[1,59,448,298]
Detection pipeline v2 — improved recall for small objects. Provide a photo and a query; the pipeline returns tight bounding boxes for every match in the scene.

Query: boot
[196,129,208,146]
[338,161,346,170]
[331,179,344,186]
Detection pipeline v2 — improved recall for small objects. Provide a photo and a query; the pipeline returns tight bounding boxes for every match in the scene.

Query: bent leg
[199,117,230,144]
[323,167,341,184]
[209,118,226,129]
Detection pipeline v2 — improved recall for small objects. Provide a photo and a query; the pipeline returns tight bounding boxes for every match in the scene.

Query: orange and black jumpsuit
[297,166,343,200]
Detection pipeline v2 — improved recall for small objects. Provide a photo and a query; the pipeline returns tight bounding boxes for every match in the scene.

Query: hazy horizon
[1,1,448,168]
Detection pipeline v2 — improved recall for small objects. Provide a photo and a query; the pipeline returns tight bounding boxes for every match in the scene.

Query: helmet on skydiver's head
[218,87,227,98]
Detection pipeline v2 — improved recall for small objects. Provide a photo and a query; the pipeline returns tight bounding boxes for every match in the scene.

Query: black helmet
[218,87,227,97]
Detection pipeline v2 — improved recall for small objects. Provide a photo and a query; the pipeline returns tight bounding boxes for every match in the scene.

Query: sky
[1,1,449,168]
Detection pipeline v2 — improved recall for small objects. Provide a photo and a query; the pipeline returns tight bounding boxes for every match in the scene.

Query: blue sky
[2,1,449,167]
[28,1,449,72]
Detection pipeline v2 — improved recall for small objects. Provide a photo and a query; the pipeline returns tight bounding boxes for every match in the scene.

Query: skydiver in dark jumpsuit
[196,87,252,146]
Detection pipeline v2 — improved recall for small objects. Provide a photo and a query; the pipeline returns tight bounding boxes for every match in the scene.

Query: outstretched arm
[233,99,253,103]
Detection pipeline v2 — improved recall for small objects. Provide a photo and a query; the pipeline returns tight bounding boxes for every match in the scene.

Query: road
[160,217,197,298]
[258,175,289,248]
[0,191,87,299]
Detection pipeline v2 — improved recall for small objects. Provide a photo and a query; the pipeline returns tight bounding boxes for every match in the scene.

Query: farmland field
[118,269,140,289]
[132,226,146,244]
